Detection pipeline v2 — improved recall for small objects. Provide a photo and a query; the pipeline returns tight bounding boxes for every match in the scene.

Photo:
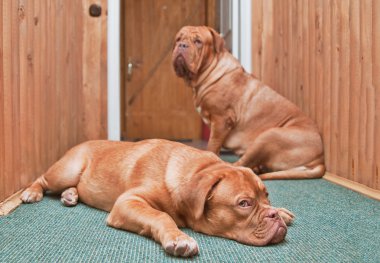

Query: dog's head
[172,26,225,82]
[184,165,287,246]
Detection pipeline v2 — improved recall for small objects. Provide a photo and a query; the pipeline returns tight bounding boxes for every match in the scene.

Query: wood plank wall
[252,0,380,190]
[0,0,107,202]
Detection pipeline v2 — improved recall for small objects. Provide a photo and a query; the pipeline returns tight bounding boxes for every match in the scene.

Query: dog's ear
[208,27,225,53]
[184,171,224,220]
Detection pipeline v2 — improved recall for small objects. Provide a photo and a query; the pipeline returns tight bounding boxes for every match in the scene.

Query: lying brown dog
[172,26,325,179]
[21,140,294,257]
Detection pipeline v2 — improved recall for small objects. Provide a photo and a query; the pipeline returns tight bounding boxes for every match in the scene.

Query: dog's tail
[259,164,325,180]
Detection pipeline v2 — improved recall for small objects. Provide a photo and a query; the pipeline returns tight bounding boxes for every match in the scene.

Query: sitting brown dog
[172,26,325,179]
[21,140,294,257]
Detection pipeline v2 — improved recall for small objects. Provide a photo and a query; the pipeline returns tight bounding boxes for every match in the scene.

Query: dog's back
[49,140,220,212]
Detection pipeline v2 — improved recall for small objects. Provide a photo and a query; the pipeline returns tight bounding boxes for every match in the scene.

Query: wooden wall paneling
[279,0,284,92]
[251,0,379,190]
[66,0,73,148]
[337,0,350,178]
[37,0,44,173]
[374,0,380,189]
[309,0,316,122]
[21,0,30,187]
[68,0,75,147]
[0,0,108,202]
[41,0,49,171]
[302,1,310,118]
[52,0,59,164]
[4,0,15,199]
[206,0,217,29]
[348,0,360,182]
[56,0,67,157]
[32,0,40,183]
[72,0,84,145]
[315,0,324,131]
[287,0,292,101]
[82,0,106,141]
[261,0,274,87]
[24,0,35,187]
[30,0,38,186]
[322,0,332,174]
[83,0,94,140]
[295,0,304,110]
[284,0,290,99]
[100,0,108,140]
[272,0,281,95]
[251,0,263,78]
[282,0,288,98]
[57,0,66,157]
[281,0,288,98]
[46,0,57,167]
[359,0,374,186]
[18,0,26,188]
[67,0,74,148]
[12,0,22,195]
[330,0,340,174]
[33,0,42,179]
[0,0,4,200]
[289,0,297,104]
[67,0,74,149]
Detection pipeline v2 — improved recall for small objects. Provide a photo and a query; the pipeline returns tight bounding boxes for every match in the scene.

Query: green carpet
[1,160,380,262]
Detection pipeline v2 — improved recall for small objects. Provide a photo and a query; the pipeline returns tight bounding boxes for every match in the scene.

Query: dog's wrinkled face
[172,26,224,82]
[187,166,287,246]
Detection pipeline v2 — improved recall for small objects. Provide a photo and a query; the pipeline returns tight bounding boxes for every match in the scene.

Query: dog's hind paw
[163,235,199,257]
[61,187,79,207]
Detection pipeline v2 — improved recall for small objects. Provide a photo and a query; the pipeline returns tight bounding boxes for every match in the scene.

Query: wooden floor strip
[0,189,23,216]
[324,172,380,201]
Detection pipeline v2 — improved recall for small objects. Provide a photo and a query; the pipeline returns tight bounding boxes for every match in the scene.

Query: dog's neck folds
[191,52,241,107]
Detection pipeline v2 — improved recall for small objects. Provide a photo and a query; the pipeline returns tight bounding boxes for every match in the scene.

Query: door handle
[127,59,133,81]
[127,57,142,81]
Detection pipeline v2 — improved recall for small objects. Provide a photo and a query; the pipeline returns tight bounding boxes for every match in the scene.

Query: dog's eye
[238,200,252,208]
[194,39,202,46]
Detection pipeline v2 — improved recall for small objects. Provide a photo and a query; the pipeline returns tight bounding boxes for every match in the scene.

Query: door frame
[107,0,252,140]
[232,0,252,73]
[107,0,121,140]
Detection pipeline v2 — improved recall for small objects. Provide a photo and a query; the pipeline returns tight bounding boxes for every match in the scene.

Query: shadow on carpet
[1,159,379,262]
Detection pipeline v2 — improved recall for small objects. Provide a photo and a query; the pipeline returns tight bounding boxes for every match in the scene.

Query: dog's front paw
[163,234,199,257]
[21,188,43,203]
[276,207,295,225]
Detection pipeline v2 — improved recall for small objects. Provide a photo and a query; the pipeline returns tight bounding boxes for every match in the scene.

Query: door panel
[122,0,206,140]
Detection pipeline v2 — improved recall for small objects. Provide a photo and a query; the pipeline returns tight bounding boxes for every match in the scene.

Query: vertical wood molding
[373,0,380,189]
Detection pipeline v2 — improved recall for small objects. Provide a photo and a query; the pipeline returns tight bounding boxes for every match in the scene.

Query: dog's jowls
[21,140,294,257]
[172,26,325,180]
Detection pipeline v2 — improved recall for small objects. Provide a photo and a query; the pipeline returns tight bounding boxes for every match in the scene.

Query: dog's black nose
[179,42,189,49]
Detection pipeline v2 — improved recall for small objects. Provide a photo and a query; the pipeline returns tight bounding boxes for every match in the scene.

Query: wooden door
[122,1,208,140]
